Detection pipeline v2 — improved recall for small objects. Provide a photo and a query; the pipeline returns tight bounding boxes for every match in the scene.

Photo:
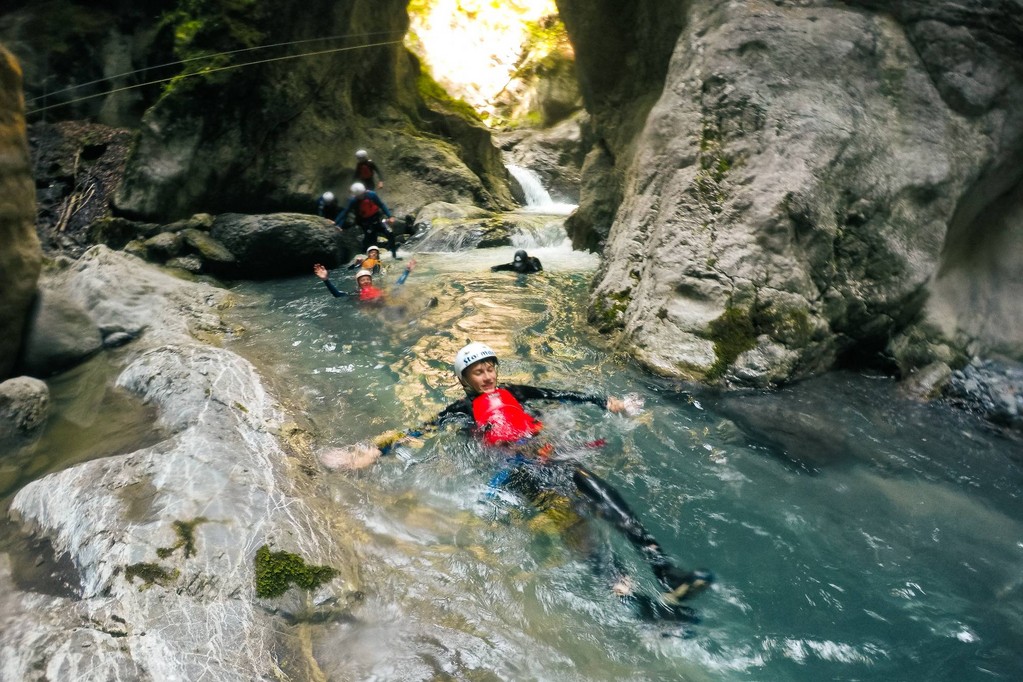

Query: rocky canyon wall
[0,46,41,380]
[558,0,1023,386]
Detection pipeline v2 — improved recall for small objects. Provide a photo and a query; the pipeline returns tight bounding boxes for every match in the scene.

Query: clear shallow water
[226,229,1023,681]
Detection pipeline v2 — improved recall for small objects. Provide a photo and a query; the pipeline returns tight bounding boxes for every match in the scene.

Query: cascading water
[506,164,578,215]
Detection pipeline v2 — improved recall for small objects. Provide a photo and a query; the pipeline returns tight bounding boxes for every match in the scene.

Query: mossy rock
[254,545,337,599]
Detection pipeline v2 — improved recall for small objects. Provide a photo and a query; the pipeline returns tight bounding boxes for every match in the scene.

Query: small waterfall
[506,164,577,216]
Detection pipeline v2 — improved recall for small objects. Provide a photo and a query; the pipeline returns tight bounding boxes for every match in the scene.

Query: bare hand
[608,393,645,417]
[318,444,382,470]
[406,258,417,272]
[377,181,384,190]
[313,263,329,280]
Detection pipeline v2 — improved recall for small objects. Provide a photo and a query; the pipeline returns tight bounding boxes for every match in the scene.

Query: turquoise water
[226,225,1023,681]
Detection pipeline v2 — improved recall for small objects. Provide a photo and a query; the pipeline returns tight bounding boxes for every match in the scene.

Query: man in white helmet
[333,181,401,260]
[353,149,384,190]
[316,190,340,220]
[327,342,714,621]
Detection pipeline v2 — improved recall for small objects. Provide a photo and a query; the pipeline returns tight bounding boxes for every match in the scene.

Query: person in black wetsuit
[329,342,713,620]
[317,191,340,220]
[491,249,543,274]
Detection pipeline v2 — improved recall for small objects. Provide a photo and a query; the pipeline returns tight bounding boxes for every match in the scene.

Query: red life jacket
[356,161,374,180]
[472,388,542,445]
[358,285,384,301]
[357,196,379,219]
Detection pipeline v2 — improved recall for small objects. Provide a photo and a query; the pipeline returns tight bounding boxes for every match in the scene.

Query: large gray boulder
[559,0,1023,386]
[0,376,49,448]
[18,288,104,378]
[0,47,41,381]
[1,247,363,679]
[209,212,346,278]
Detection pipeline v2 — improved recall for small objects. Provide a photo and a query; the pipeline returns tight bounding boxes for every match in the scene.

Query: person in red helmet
[326,342,713,621]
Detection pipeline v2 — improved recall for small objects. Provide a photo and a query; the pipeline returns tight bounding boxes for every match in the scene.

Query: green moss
[416,71,480,123]
[254,545,337,599]
[125,562,179,587]
[706,306,757,379]
[156,0,269,100]
[156,517,209,559]
[591,289,632,332]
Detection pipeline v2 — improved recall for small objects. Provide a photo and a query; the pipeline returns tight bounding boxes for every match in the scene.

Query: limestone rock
[0,46,42,381]
[209,213,345,278]
[18,288,104,378]
[0,376,50,445]
[3,247,361,680]
[560,0,1023,385]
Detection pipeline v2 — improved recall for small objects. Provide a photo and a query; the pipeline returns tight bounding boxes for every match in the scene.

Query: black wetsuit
[491,256,543,274]
[425,384,711,616]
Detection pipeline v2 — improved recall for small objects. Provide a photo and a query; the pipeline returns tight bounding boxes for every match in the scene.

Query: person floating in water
[491,249,543,274]
[324,342,713,620]
[334,182,401,260]
[313,259,415,303]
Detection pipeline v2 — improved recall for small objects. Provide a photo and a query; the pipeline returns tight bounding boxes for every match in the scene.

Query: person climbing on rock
[491,249,543,274]
[317,191,340,221]
[322,342,714,621]
[353,149,384,190]
[313,259,415,303]
[334,182,401,260]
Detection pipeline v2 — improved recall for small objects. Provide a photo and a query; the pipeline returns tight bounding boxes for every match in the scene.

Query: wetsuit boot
[571,465,714,602]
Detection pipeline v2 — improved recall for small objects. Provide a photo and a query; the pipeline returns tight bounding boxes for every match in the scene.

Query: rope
[27,38,405,116]
[26,31,405,104]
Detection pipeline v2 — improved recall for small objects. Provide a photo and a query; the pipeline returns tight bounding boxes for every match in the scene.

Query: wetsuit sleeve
[490,263,516,272]
[371,161,383,180]
[376,398,472,455]
[530,258,543,272]
[395,264,413,286]
[321,278,349,298]
[371,192,392,218]
[502,384,607,409]
[334,198,355,227]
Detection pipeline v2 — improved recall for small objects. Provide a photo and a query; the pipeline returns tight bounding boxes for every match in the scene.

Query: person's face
[367,250,379,260]
[462,359,498,394]
[357,275,372,289]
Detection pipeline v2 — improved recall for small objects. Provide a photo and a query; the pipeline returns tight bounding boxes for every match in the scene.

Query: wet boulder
[0,376,49,448]
[210,213,348,278]
[18,288,103,378]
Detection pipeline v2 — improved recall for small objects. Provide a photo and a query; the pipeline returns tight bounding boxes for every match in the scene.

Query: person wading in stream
[323,342,714,621]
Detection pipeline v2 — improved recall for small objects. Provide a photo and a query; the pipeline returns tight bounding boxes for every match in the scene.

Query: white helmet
[366,245,380,256]
[454,342,498,378]
[355,268,373,281]
[350,182,366,195]
[355,149,368,160]
[321,191,335,202]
